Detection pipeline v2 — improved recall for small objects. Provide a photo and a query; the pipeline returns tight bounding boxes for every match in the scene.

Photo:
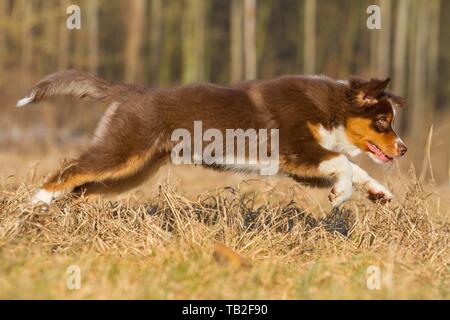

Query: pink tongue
[367,142,389,162]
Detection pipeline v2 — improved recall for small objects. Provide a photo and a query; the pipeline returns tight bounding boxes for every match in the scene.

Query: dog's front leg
[350,162,393,202]
[318,155,353,207]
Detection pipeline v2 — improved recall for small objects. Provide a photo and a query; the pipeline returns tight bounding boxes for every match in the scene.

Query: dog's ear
[348,77,391,107]
[385,92,406,108]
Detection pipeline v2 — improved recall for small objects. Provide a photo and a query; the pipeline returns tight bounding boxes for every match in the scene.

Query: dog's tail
[16,70,114,107]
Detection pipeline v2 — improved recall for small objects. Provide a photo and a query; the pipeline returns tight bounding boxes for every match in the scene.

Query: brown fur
[20,70,407,199]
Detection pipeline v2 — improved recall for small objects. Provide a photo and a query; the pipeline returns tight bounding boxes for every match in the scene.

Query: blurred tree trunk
[339,3,358,77]
[406,1,417,136]
[230,0,243,82]
[393,0,409,96]
[369,31,377,73]
[72,0,87,71]
[410,0,430,166]
[303,0,316,74]
[392,0,409,134]
[369,0,381,75]
[159,1,182,85]
[182,0,206,84]
[0,0,7,79]
[424,0,441,181]
[58,0,70,70]
[244,0,256,80]
[149,0,162,84]
[427,0,440,113]
[21,0,33,82]
[377,0,391,78]
[256,0,273,66]
[125,0,145,83]
[87,0,99,74]
[42,0,57,74]
[41,1,57,143]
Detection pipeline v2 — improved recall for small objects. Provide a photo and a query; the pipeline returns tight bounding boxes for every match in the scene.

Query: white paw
[329,180,353,208]
[31,189,62,205]
[366,182,393,203]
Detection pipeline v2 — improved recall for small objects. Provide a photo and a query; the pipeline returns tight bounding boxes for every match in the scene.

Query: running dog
[17,70,407,206]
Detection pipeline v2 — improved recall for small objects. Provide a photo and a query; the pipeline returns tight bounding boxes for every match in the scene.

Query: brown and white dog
[17,70,407,207]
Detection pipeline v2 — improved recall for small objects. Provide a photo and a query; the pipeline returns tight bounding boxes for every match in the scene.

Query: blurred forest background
[0,0,449,185]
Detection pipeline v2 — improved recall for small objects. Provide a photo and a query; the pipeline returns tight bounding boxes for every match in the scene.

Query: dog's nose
[398,143,408,156]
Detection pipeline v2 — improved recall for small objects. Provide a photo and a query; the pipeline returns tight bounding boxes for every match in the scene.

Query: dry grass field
[0,147,448,299]
[1,0,449,301]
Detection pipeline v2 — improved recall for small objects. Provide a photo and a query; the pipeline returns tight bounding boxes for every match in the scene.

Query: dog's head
[344,77,407,164]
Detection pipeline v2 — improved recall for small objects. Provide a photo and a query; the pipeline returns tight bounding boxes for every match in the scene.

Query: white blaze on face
[389,104,405,149]
[387,98,406,156]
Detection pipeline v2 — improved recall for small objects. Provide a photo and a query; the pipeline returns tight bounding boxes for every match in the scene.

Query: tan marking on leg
[42,150,156,193]
[38,130,174,200]
[79,155,169,197]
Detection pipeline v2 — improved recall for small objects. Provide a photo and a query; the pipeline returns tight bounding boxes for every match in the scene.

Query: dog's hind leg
[74,154,169,197]
[32,144,164,204]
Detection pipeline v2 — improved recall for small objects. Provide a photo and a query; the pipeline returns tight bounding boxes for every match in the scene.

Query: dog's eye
[376,118,388,130]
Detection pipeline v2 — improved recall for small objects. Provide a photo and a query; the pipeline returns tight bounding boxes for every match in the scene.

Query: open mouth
[366,141,393,163]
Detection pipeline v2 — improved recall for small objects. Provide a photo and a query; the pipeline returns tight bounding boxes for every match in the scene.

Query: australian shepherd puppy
[17,70,407,207]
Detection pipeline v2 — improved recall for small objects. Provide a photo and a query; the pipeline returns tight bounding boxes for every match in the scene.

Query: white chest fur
[316,124,361,157]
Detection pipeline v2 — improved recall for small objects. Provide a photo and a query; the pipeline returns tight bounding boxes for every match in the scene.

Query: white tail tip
[16,95,34,107]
